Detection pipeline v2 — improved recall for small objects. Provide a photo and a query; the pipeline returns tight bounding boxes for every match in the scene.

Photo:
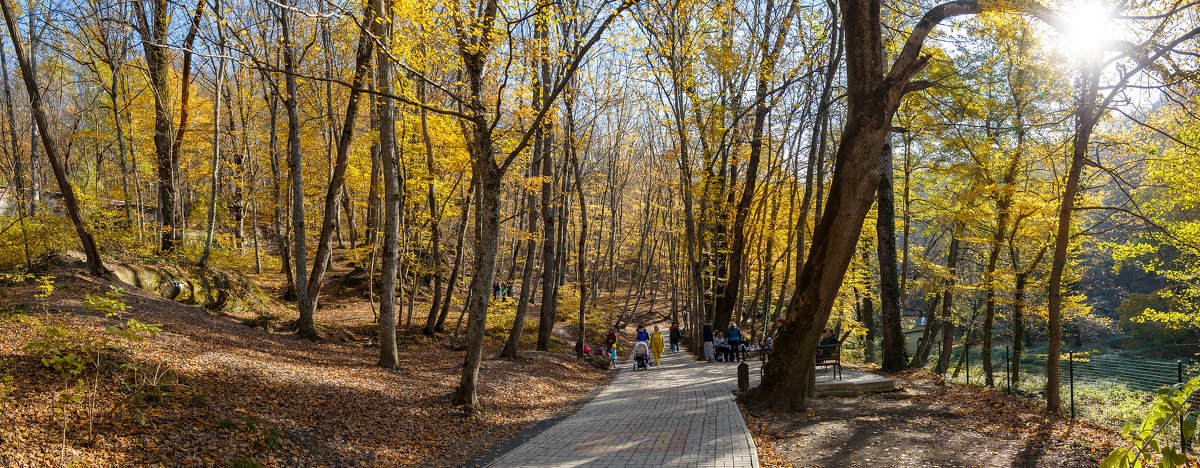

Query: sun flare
[1059,1,1113,61]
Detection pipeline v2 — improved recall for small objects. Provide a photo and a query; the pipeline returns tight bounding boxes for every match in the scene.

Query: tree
[1,0,105,275]
[746,0,1050,412]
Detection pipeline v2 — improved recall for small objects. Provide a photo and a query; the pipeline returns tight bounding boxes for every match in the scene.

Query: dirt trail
[744,371,1122,468]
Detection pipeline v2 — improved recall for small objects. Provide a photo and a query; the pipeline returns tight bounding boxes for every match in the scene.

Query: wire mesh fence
[939,344,1200,454]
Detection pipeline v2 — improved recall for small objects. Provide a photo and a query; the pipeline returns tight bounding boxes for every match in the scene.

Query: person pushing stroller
[632,340,651,370]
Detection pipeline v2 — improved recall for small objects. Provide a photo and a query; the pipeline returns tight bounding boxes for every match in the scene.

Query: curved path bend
[487,349,759,467]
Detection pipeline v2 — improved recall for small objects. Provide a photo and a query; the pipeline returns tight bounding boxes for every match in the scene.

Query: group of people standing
[634,324,683,366]
[491,281,512,301]
[587,323,683,368]
[701,320,748,363]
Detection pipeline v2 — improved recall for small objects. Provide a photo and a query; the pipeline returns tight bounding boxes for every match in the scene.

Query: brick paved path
[487,349,759,467]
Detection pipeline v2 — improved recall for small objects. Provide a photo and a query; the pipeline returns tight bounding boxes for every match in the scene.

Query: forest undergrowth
[0,253,616,467]
[744,367,1136,468]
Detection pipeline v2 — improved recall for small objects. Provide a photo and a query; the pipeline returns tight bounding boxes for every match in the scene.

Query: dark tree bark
[534,3,558,351]
[567,102,587,357]
[0,32,23,206]
[264,88,295,297]
[745,0,994,412]
[452,0,633,408]
[876,139,907,370]
[419,82,442,327]
[859,247,877,363]
[935,223,961,374]
[132,0,197,252]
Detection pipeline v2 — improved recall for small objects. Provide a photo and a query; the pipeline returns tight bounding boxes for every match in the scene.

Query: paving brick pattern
[487,350,759,467]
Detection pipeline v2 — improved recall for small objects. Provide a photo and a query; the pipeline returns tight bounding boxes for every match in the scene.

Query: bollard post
[737,362,750,393]
[1069,352,1075,420]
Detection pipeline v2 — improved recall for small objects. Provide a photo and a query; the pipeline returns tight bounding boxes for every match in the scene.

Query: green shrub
[1101,375,1200,467]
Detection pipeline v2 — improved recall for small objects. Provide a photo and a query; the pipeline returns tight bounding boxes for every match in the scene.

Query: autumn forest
[1,0,1200,465]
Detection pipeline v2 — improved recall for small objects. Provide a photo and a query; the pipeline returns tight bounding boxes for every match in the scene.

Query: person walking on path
[702,321,715,362]
[727,323,742,362]
[605,327,617,354]
[669,323,681,352]
[649,326,665,365]
[636,325,650,343]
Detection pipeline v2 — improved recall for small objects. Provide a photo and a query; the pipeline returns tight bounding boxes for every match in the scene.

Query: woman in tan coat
[649,325,665,365]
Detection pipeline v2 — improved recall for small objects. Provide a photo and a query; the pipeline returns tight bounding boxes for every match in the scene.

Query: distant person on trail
[636,325,650,343]
[727,323,742,362]
[669,323,681,353]
[492,282,501,300]
[650,326,665,365]
[605,327,617,354]
[703,320,715,362]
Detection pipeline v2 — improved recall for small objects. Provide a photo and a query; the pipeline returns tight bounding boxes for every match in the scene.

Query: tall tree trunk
[0,32,24,209]
[747,0,980,412]
[108,69,132,224]
[981,138,1021,387]
[435,183,472,332]
[24,2,38,212]
[419,80,442,324]
[535,25,558,350]
[132,0,190,252]
[715,0,798,333]
[365,81,381,247]
[1,1,105,275]
[935,223,962,374]
[1011,272,1027,386]
[860,247,876,363]
[877,139,906,370]
[500,135,541,356]
[199,9,227,269]
[279,0,316,339]
[1046,66,1099,413]
[265,88,295,296]
[304,9,374,314]
[453,130,501,408]
[568,105,587,357]
[374,0,400,368]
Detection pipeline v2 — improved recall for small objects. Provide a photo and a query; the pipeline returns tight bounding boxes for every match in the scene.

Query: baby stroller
[633,341,650,370]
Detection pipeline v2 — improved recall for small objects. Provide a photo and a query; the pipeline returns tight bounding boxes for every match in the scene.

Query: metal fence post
[1180,360,1188,454]
[1069,352,1075,420]
[966,341,970,385]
